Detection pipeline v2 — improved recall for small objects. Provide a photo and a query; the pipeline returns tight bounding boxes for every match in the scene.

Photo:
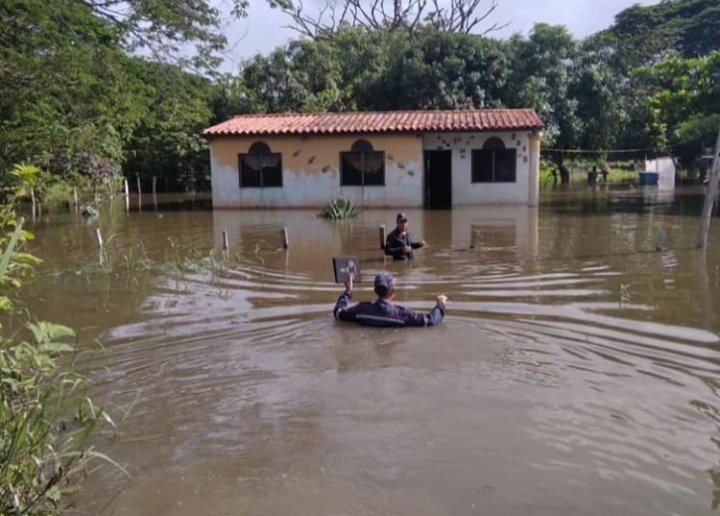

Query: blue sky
[216,0,660,73]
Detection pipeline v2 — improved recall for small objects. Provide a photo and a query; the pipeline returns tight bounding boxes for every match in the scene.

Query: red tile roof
[203,109,543,138]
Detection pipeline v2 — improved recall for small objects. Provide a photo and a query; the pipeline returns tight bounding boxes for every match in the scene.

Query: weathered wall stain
[211,134,422,176]
[208,131,541,207]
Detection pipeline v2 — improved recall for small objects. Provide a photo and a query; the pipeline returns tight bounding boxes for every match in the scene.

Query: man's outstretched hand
[344,274,354,292]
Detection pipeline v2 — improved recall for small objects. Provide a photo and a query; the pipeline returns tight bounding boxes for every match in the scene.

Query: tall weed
[0,164,113,514]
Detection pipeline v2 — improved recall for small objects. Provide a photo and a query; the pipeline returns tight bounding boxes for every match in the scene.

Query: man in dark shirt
[384,212,426,260]
[333,272,447,327]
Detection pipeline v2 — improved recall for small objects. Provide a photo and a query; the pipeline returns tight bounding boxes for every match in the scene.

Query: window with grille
[340,139,385,186]
[471,137,517,183]
[239,141,283,188]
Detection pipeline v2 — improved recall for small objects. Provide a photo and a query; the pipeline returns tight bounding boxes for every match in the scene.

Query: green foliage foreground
[0,165,113,514]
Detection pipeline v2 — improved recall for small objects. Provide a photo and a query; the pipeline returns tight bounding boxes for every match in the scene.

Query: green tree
[0,1,127,175]
[122,59,215,192]
[633,51,720,164]
[0,0,255,191]
[227,28,510,114]
[506,24,581,181]
[590,0,720,74]
[581,0,720,157]
[362,29,509,110]
[570,47,627,152]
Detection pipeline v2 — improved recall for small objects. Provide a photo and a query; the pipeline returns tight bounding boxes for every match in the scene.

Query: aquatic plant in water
[80,204,100,218]
[319,196,360,220]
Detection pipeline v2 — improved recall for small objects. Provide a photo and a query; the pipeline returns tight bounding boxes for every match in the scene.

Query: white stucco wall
[209,134,423,208]
[208,130,540,208]
[210,158,424,209]
[423,131,539,205]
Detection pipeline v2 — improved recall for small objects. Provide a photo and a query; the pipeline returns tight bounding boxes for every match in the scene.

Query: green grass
[540,158,641,186]
[606,169,637,183]
[79,237,231,277]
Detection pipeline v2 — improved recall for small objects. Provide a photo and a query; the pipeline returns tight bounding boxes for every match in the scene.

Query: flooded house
[203,110,544,209]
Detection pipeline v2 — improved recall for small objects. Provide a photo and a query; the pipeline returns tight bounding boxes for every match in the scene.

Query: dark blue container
[639,172,659,186]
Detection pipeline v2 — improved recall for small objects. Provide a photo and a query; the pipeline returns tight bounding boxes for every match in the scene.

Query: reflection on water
[20,189,720,515]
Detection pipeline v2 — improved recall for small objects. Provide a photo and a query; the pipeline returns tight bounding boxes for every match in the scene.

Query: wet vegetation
[0,166,116,514]
[319,196,361,220]
[85,238,231,277]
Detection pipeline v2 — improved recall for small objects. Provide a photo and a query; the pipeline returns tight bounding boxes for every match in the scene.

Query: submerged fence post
[222,229,229,252]
[30,188,37,219]
[697,126,720,249]
[136,174,142,213]
[124,179,130,212]
[655,228,667,252]
[152,176,158,210]
[281,227,289,249]
[470,229,480,250]
[379,224,386,250]
[95,228,104,265]
[73,187,79,207]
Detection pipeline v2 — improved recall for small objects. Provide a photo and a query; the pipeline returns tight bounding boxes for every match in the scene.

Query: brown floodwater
[21,187,720,515]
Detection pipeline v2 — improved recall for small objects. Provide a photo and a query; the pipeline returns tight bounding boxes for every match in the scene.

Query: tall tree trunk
[552,152,570,184]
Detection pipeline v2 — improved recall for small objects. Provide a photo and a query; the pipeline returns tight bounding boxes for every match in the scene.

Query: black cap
[396,212,408,223]
[374,272,396,297]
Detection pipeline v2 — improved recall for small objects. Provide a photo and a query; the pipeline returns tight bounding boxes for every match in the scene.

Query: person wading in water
[333,272,447,327]
[384,213,426,260]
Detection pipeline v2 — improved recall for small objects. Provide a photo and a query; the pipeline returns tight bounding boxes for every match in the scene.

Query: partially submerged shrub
[319,196,360,220]
[80,204,99,218]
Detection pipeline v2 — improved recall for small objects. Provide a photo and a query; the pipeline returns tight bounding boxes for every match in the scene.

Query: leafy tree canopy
[0,0,229,185]
[590,0,720,72]
[633,51,720,161]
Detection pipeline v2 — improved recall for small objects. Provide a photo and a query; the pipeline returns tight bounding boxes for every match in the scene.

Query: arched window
[472,137,516,183]
[239,141,282,188]
[350,139,374,153]
[340,139,385,186]
[482,137,506,151]
[248,141,271,155]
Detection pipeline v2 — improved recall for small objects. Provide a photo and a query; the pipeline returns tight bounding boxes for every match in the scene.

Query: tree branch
[276,0,504,39]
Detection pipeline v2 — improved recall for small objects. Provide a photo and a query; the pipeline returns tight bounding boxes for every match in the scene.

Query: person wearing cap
[384,213,426,260]
[333,271,447,327]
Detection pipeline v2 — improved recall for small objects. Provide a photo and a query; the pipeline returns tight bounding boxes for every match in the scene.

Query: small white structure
[644,157,677,190]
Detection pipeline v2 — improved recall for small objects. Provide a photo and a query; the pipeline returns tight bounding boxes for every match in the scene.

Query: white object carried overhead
[644,156,676,190]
